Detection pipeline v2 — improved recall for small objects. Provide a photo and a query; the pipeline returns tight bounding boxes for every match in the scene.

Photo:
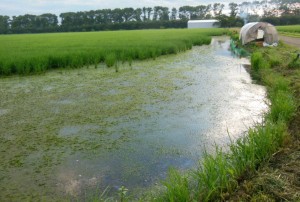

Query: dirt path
[279,35,300,48]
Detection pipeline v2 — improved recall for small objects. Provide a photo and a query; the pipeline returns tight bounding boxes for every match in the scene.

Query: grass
[0,29,227,76]
[155,39,298,202]
[276,25,300,37]
[227,41,300,202]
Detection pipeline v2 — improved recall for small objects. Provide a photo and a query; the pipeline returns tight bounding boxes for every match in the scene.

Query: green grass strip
[156,43,297,202]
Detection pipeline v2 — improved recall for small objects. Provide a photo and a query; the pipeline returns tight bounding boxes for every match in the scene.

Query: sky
[0,0,242,17]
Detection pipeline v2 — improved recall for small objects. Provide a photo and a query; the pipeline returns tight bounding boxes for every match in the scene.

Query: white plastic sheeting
[188,20,219,29]
[239,22,279,45]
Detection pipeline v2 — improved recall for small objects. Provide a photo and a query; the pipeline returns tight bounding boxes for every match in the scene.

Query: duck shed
[188,20,219,29]
[239,22,279,45]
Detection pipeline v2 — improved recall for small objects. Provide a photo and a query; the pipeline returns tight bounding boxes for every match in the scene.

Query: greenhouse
[239,22,279,46]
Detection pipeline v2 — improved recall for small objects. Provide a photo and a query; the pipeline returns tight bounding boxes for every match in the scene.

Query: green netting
[230,39,249,57]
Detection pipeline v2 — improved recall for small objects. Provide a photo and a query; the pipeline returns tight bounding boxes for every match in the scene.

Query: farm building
[187,20,219,29]
[239,22,279,46]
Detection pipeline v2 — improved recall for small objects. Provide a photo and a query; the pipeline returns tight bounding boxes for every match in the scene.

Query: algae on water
[0,37,268,200]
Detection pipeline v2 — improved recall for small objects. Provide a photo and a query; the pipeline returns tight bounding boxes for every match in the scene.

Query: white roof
[188,20,218,23]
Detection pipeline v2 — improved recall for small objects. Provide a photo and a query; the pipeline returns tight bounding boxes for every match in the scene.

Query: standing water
[0,37,267,200]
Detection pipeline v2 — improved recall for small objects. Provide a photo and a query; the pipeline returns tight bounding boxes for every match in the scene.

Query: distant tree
[35,13,58,32]
[122,8,134,22]
[146,7,153,21]
[261,15,300,25]
[195,5,210,19]
[215,15,244,27]
[133,8,142,21]
[160,7,170,21]
[229,3,239,17]
[153,6,169,21]
[179,6,194,20]
[247,14,261,22]
[0,15,10,34]
[11,14,37,33]
[142,7,147,21]
[213,3,225,17]
[205,4,213,19]
[111,8,124,23]
[170,8,177,20]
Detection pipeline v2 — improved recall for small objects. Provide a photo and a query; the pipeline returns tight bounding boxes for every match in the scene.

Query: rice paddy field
[0,29,227,76]
[0,31,270,201]
[277,25,300,37]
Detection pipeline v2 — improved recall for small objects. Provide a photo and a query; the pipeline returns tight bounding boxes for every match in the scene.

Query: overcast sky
[0,0,242,17]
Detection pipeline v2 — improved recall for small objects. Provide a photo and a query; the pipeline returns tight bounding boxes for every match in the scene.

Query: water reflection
[56,37,268,197]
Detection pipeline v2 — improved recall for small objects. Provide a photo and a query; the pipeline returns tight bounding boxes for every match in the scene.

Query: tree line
[0,0,299,34]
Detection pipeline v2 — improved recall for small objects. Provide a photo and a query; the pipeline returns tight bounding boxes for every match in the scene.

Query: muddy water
[0,37,267,200]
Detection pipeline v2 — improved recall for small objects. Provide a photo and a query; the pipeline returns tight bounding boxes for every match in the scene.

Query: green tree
[146,7,153,21]
[195,5,210,19]
[133,8,142,21]
[215,15,244,27]
[213,3,225,17]
[0,15,10,34]
[179,6,194,20]
[142,7,147,21]
[122,8,134,22]
[153,6,169,21]
[171,8,177,20]
[112,8,124,23]
[11,14,37,33]
[229,3,239,17]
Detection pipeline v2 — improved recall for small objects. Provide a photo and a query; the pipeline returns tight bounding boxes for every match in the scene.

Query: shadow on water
[0,37,268,200]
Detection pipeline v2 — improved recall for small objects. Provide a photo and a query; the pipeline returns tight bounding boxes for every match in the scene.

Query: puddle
[0,36,268,200]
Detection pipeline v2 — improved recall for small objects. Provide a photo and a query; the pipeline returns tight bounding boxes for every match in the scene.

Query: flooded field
[0,37,268,200]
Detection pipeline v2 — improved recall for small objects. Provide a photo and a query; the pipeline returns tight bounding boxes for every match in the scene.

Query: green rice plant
[105,53,116,67]
[287,53,300,69]
[251,121,286,161]
[194,146,236,202]
[0,28,226,76]
[263,71,290,93]
[118,186,129,202]
[251,52,270,72]
[277,25,300,34]
[268,90,296,123]
[229,135,256,178]
[262,71,296,123]
[160,168,191,202]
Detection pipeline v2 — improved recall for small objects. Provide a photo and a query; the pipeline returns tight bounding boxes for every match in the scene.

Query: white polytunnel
[239,22,279,45]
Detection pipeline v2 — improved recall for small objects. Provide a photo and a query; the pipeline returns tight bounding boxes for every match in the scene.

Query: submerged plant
[118,186,129,202]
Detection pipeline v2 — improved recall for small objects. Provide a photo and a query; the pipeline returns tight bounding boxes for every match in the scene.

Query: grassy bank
[0,29,226,76]
[154,42,299,201]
